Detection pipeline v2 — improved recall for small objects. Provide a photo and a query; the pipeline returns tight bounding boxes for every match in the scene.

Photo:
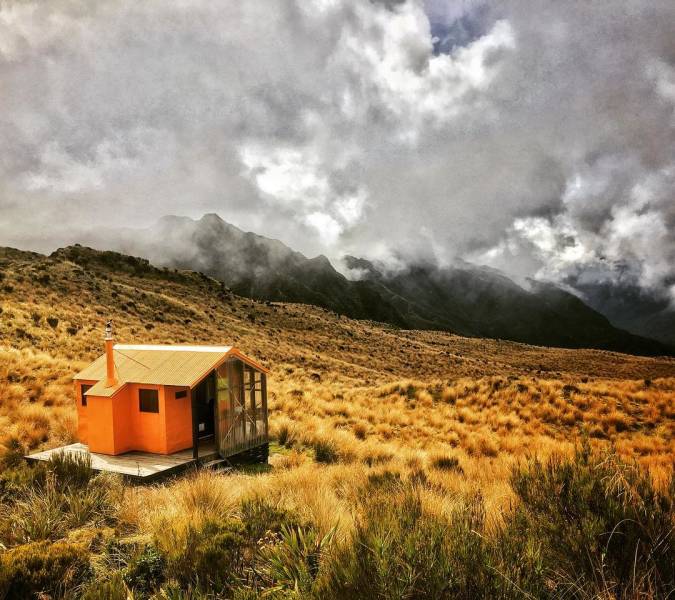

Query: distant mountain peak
[343,255,383,280]
[199,212,226,223]
[72,213,671,356]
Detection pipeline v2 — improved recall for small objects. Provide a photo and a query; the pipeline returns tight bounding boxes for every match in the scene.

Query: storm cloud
[0,0,674,304]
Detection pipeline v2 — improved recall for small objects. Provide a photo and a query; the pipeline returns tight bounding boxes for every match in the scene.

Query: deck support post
[191,387,199,460]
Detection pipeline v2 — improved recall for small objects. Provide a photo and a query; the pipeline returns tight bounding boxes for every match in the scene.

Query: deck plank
[25,443,217,480]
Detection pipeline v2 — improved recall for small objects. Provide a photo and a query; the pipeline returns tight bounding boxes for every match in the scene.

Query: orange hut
[73,322,270,461]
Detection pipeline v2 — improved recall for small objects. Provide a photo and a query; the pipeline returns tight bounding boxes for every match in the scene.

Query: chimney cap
[105,320,114,340]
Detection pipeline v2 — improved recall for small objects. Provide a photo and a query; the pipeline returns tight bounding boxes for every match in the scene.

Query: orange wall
[164,386,193,453]
[79,382,193,455]
[75,380,97,445]
[85,393,116,455]
[111,385,133,454]
[126,383,165,453]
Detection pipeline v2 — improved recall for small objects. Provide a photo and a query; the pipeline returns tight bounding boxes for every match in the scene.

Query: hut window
[139,389,159,413]
[175,389,187,399]
[81,384,92,407]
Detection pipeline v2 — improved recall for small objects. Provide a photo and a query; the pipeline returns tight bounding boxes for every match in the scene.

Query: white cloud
[240,145,330,210]
[0,0,673,304]
[304,211,342,245]
[476,162,675,297]
[334,190,366,226]
[335,5,514,142]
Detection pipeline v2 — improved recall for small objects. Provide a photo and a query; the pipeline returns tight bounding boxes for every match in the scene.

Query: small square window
[175,389,187,399]
[81,384,92,407]
[139,389,159,413]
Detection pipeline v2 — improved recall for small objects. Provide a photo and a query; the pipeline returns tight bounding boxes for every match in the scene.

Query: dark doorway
[195,375,215,439]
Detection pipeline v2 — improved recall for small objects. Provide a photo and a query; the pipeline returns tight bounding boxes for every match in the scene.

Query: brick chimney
[105,320,117,388]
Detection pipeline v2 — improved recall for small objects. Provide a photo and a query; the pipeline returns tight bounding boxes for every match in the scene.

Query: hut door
[196,377,215,439]
[215,359,268,458]
[215,359,245,457]
[215,363,230,457]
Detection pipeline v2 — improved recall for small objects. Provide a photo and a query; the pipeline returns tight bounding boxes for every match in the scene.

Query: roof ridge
[73,345,269,393]
[113,344,233,353]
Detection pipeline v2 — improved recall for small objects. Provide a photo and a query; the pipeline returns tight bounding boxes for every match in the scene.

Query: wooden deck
[26,441,219,481]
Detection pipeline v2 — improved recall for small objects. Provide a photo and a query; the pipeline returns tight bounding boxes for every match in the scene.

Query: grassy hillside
[0,245,673,598]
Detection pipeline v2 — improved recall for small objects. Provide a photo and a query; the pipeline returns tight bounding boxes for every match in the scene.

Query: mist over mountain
[85,214,407,326]
[563,278,675,347]
[79,214,670,356]
[1,1,673,322]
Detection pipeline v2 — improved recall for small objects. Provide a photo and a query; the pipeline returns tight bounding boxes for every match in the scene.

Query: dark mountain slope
[79,214,670,356]
[345,257,669,356]
[567,278,675,346]
[87,214,407,326]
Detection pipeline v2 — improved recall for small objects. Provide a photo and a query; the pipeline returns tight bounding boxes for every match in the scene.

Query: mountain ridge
[73,213,671,356]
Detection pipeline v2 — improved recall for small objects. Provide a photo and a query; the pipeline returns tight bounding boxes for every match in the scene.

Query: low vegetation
[0,245,673,598]
[0,447,671,598]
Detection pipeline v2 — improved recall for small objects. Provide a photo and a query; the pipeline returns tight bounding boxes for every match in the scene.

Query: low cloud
[0,0,673,306]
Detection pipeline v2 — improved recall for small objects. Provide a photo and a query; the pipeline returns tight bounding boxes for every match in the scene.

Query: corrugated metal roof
[74,344,269,393]
[86,380,127,398]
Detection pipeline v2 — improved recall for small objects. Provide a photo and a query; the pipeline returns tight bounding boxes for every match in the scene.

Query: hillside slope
[344,256,669,355]
[79,214,670,356]
[568,277,675,346]
[0,243,674,599]
[88,214,408,327]
[2,244,673,382]
[0,244,673,466]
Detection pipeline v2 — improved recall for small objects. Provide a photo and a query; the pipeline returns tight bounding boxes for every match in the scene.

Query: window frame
[139,388,160,414]
[81,384,92,407]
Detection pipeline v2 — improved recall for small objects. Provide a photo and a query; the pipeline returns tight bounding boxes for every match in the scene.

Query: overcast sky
[1,0,674,303]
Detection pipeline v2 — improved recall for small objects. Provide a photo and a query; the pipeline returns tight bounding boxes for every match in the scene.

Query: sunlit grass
[0,246,674,597]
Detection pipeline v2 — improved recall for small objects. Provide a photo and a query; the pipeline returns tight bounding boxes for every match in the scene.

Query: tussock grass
[0,246,673,597]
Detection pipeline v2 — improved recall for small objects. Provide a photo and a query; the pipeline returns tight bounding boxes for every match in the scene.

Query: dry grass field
[0,245,673,598]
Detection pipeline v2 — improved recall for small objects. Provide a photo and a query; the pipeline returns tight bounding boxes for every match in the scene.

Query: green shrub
[276,423,297,448]
[151,583,214,599]
[102,537,166,594]
[399,383,417,400]
[163,519,247,592]
[63,478,120,529]
[80,572,129,600]
[122,542,166,594]
[259,524,335,596]
[3,471,120,545]
[0,461,46,502]
[240,497,300,543]
[507,444,675,597]
[231,589,261,600]
[8,483,66,544]
[0,540,90,598]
